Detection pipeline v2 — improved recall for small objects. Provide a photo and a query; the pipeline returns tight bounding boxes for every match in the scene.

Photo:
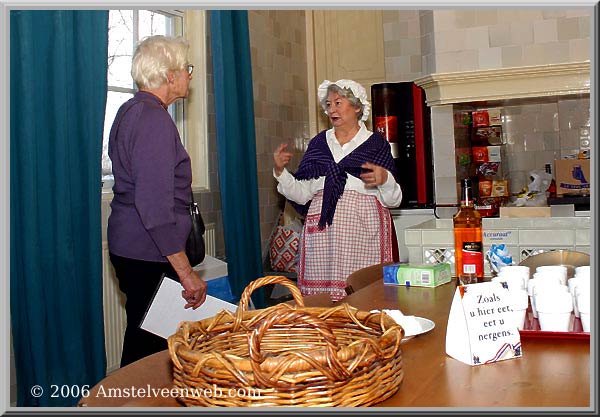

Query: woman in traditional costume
[273,79,403,301]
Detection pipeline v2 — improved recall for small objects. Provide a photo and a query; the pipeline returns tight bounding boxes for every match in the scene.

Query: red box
[472,110,490,127]
[472,146,489,162]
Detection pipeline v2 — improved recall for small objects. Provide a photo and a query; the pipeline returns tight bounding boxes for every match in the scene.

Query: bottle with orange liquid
[453,178,484,285]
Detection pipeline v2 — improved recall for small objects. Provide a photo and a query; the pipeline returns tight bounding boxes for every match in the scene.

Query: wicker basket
[168,275,405,407]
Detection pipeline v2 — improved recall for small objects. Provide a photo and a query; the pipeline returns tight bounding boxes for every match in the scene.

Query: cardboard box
[472,146,501,163]
[383,263,452,287]
[487,108,502,126]
[490,179,509,197]
[499,206,551,218]
[487,146,502,162]
[554,159,590,196]
[472,146,489,162]
[472,110,490,127]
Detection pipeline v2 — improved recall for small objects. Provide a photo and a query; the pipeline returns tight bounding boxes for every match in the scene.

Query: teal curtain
[209,11,265,307]
[10,10,108,406]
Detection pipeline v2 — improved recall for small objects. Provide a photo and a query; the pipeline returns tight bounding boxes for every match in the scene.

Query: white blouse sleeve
[273,168,323,205]
[375,170,403,207]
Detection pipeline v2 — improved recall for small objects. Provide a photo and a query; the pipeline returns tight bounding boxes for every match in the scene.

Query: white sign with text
[445,282,522,366]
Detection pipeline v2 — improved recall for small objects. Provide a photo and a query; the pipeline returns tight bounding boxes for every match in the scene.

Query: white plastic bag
[511,170,553,207]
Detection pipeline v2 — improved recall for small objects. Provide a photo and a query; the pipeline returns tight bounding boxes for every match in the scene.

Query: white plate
[374,309,435,339]
[405,316,435,338]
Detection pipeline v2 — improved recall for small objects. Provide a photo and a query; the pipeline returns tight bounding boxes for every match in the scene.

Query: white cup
[577,288,591,333]
[575,265,590,278]
[498,265,530,286]
[567,276,589,318]
[507,289,529,330]
[535,265,568,285]
[528,277,565,318]
[536,290,573,332]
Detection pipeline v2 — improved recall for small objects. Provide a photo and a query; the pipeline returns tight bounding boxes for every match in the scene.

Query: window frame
[102,9,209,195]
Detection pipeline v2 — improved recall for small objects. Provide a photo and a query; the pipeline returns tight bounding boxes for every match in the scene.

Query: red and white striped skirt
[297,190,393,302]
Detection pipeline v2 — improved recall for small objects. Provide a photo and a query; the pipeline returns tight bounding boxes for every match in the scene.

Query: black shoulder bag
[185,193,206,267]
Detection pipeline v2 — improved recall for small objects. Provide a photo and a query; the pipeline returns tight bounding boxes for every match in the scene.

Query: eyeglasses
[187,64,194,75]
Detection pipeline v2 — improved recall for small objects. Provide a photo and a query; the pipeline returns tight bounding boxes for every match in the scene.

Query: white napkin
[372,309,423,337]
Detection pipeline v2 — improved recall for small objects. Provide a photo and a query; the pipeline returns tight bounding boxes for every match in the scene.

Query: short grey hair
[319,84,364,121]
[131,35,189,90]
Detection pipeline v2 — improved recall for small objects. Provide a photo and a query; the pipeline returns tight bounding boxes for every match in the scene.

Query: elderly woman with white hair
[107,35,207,367]
[273,79,403,302]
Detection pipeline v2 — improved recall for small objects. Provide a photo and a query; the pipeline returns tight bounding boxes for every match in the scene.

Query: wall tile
[453,10,478,29]
[509,22,534,45]
[523,132,545,151]
[464,26,490,49]
[489,23,512,47]
[432,9,457,31]
[435,51,461,72]
[501,45,523,67]
[522,43,547,66]
[557,16,582,40]
[569,38,591,61]
[478,46,502,69]
[457,49,479,71]
[542,132,561,151]
[434,29,466,53]
[542,40,570,64]
[533,19,558,43]
[476,9,499,27]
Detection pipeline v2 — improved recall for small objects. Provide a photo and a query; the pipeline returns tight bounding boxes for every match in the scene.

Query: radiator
[102,222,216,373]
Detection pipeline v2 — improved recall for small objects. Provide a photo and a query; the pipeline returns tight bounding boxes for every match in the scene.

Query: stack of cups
[492,265,530,330]
[569,265,591,332]
[528,265,572,331]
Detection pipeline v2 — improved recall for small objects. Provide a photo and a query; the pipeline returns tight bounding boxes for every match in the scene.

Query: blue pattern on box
[383,263,402,284]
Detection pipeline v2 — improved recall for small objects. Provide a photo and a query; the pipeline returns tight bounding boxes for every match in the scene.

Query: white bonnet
[317,79,371,122]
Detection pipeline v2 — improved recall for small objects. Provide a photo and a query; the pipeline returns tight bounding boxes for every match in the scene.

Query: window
[102,10,209,192]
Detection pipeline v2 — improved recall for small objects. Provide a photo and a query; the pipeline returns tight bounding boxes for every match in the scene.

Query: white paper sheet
[140,276,238,339]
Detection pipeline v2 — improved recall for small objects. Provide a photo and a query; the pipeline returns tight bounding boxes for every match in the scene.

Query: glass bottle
[545,163,557,199]
[371,83,399,158]
[453,178,484,284]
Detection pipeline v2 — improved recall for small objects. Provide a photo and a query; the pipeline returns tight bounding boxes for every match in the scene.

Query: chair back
[345,262,394,295]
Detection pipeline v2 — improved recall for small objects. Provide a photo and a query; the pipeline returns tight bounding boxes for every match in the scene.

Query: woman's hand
[167,251,208,309]
[360,162,389,188]
[180,270,208,309]
[273,143,293,176]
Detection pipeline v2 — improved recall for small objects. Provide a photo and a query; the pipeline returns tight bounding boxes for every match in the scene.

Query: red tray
[518,308,589,340]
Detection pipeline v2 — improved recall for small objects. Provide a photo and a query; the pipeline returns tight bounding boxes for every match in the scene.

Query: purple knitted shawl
[290,130,398,229]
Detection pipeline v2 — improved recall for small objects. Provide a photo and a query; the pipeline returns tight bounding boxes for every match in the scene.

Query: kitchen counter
[404,216,590,276]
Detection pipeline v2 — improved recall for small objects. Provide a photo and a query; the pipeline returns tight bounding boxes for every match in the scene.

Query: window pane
[108,10,134,89]
[139,11,169,38]
[102,91,134,178]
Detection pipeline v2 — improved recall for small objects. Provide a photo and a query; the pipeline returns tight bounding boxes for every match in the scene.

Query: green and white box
[384,263,452,287]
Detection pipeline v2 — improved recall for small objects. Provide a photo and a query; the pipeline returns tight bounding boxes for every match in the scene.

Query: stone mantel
[413,61,591,106]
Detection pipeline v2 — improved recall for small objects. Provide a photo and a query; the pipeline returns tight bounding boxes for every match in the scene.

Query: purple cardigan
[107,91,192,262]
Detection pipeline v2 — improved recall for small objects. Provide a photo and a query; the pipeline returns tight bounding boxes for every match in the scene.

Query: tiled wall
[502,97,591,193]
[429,9,591,73]
[382,10,424,81]
[383,8,591,79]
[248,10,310,256]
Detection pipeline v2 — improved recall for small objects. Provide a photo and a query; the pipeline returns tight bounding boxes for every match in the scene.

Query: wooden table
[80,280,590,409]
[340,280,591,408]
